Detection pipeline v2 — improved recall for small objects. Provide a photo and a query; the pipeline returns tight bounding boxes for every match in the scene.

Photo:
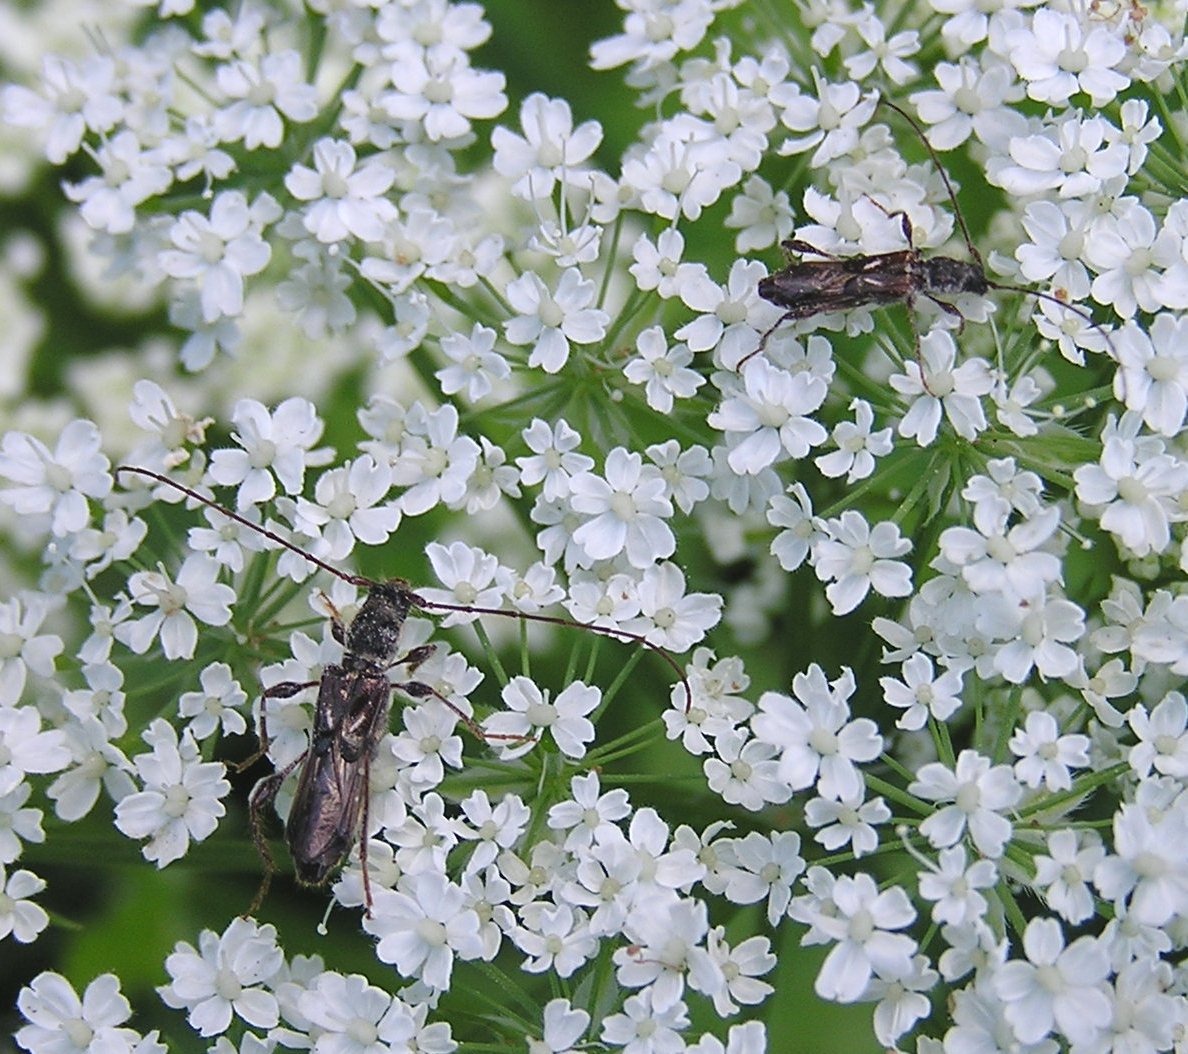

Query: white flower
[1128,691,1188,778]
[117,554,236,660]
[980,593,1085,685]
[633,562,722,651]
[63,130,172,234]
[809,872,917,1003]
[390,703,463,790]
[704,729,791,811]
[645,440,711,516]
[187,503,268,574]
[363,871,486,991]
[0,595,63,703]
[375,0,492,53]
[1094,801,1188,926]
[1005,365,1066,430]
[71,508,148,579]
[114,719,230,868]
[546,770,630,851]
[720,830,805,925]
[629,228,707,298]
[939,504,1062,603]
[516,418,593,501]
[0,706,70,797]
[207,396,326,508]
[843,12,919,84]
[380,41,506,142]
[158,917,283,1036]
[676,258,773,368]
[909,59,1022,150]
[708,359,828,475]
[285,138,397,243]
[879,653,965,731]
[1009,710,1089,790]
[891,332,994,447]
[276,252,358,338]
[815,398,892,483]
[751,665,881,801]
[492,92,602,199]
[455,790,530,875]
[384,792,459,875]
[909,749,1022,858]
[560,835,641,937]
[773,76,877,167]
[569,449,675,570]
[0,784,44,864]
[918,845,997,927]
[767,482,819,572]
[48,717,134,823]
[1014,200,1092,289]
[623,327,704,413]
[297,973,416,1054]
[614,897,722,1013]
[2,54,122,164]
[512,903,598,978]
[294,455,401,561]
[504,268,609,374]
[178,662,248,740]
[459,437,520,514]
[590,0,712,70]
[0,865,49,944]
[1007,8,1129,107]
[0,420,111,537]
[804,790,889,859]
[991,114,1129,199]
[993,917,1111,1047]
[811,511,913,616]
[724,175,794,254]
[435,323,511,403]
[158,191,272,323]
[867,954,939,1047]
[390,404,480,515]
[483,676,598,759]
[415,540,506,626]
[599,988,690,1053]
[1084,207,1171,319]
[619,123,741,222]
[1115,313,1188,435]
[1074,426,1188,557]
[705,928,776,1016]
[1032,829,1104,924]
[531,999,590,1054]
[16,973,138,1054]
[214,50,317,148]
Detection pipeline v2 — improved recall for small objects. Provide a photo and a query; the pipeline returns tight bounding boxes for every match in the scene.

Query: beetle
[740,98,1114,378]
[115,465,689,912]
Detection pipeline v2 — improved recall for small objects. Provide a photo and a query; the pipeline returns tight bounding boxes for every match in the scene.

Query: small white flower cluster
[3,0,1188,1051]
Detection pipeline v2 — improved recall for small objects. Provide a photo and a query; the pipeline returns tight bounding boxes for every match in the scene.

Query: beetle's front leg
[235,678,318,773]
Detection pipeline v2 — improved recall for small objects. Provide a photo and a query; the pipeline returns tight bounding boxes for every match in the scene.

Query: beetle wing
[285,666,392,886]
[759,251,915,317]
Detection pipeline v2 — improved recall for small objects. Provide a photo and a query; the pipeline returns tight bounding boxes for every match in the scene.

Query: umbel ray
[116,464,690,910]
[742,96,1118,379]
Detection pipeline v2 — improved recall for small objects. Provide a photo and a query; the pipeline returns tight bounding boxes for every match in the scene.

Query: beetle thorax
[920,256,989,295]
[345,582,412,664]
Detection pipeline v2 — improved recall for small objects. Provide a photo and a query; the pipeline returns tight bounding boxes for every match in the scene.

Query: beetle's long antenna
[116,465,371,588]
[877,96,980,262]
[876,96,1122,383]
[412,596,692,710]
[117,465,694,710]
